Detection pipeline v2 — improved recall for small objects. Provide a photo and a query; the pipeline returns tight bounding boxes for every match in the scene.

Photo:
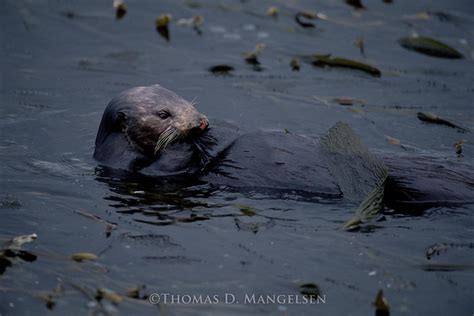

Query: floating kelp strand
[295,11,318,28]
[417,112,469,132]
[332,97,366,106]
[311,54,381,77]
[399,36,464,59]
[156,14,172,41]
[345,0,366,10]
[208,64,235,75]
[71,252,98,262]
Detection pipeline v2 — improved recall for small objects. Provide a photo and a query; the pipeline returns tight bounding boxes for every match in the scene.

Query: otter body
[94,84,474,209]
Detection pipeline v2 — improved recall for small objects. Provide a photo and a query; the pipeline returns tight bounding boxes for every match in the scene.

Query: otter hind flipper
[319,122,388,229]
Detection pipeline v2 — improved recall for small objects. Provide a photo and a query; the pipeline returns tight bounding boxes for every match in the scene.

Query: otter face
[113,85,209,157]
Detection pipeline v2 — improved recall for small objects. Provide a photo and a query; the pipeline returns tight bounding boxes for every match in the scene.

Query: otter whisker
[154,126,182,155]
[154,126,174,154]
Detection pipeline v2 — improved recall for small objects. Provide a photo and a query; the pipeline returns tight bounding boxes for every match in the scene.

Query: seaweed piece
[373,290,390,316]
[385,135,400,145]
[237,204,257,216]
[332,97,365,106]
[267,6,279,18]
[177,15,204,35]
[156,14,172,41]
[295,11,317,28]
[74,210,117,238]
[312,54,381,77]
[290,58,300,71]
[354,37,365,57]
[208,64,234,75]
[96,288,124,305]
[71,252,98,262]
[425,242,474,260]
[399,36,464,59]
[244,43,265,65]
[299,283,321,298]
[113,0,127,20]
[345,0,365,10]
[453,140,466,156]
[417,112,468,132]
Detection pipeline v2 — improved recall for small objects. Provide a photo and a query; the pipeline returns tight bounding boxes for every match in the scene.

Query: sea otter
[94,84,474,215]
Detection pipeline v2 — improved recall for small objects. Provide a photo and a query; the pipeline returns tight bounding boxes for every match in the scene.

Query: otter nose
[199,117,209,131]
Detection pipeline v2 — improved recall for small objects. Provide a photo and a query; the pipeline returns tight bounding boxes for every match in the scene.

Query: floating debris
[402,12,432,21]
[299,283,321,298]
[0,195,22,209]
[3,233,37,250]
[354,37,365,57]
[453,140,467,156]
[74,210,117,238]
[332,97,365,106]
[37,284,64,310]
[244,43,266,65]
[237,204,257,216]
[113,0,127,20]
[267,6,279,18]
[418,263,474,272]
[208,64,234,75]
[234,217,275,234]
[290,58,300,71]
[345,0,366,10]
[385,135,401,145]
[175,214,210,223]
[399,36,464,59]
[124,286,142,299]
[176,15,204,35]
[425,242,474,260]
[97,288,124,305]
[417,112,468,132]
[1,233,38,275]
[311,54,381,77]
[185,0,203,9]
[61,11,76,19]
[373,290,390,316]
[156,14,172,41]
[71,252,98,262]
[295,11,317,28]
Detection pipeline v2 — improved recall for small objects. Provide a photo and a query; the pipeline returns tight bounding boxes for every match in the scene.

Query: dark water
[1,0,474,315]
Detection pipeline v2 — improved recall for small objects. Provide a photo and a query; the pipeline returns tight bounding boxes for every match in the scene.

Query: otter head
[97,84,209,159]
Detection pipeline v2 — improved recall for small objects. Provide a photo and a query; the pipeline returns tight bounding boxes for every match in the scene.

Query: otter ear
[116,111,128,130]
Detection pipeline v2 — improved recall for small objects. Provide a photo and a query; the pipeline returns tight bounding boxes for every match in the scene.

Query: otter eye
[157,110,171,119]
